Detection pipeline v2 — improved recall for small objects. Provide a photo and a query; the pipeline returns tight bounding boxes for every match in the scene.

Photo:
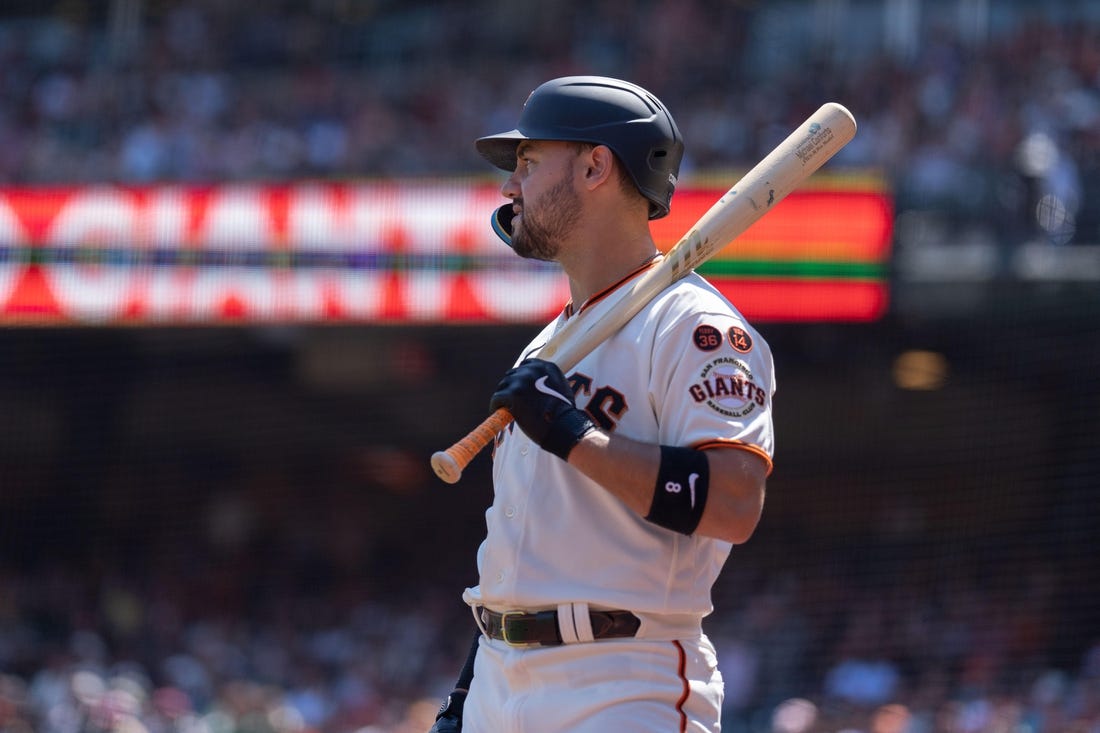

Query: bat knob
[431,451,463,484]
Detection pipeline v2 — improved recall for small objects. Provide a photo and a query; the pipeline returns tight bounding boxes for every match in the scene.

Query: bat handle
[431,407,513,483]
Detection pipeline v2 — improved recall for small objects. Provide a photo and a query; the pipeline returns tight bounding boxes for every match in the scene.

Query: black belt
[479,607,641,647]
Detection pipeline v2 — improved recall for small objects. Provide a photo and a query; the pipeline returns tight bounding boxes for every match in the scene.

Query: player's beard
[511,171,582,262]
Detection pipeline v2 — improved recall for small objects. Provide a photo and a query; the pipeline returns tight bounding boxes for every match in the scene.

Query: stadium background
[1,1,1098,732]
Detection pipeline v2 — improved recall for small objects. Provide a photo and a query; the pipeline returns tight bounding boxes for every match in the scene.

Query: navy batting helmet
[476,76,685,220]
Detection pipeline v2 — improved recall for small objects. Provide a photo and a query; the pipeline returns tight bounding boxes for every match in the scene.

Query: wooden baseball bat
[431,102,857,483]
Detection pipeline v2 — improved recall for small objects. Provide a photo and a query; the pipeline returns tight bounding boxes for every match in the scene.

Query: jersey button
[504,505,516,518]
[495,570,505,583]
[520,445,529,456]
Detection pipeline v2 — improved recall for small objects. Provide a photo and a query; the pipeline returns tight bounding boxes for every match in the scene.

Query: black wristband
[645,446,709,535]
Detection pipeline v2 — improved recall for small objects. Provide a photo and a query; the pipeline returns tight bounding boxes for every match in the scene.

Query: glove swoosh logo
[534,375,573,405]
[688,472,699,508]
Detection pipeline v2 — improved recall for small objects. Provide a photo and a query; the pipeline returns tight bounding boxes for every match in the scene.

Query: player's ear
[580,144,616,190]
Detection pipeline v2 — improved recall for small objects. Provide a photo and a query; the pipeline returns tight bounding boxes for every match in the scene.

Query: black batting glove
[428,689,466,733]
[489,358,596,461]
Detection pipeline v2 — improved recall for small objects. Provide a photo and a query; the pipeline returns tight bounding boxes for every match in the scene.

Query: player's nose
[501,170,521,199]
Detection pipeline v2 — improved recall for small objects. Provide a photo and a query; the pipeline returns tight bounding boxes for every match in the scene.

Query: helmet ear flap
[491,204,516,246]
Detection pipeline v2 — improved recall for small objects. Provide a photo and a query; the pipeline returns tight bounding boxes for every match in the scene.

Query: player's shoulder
[649,273,771,355]
[654,272,753,326]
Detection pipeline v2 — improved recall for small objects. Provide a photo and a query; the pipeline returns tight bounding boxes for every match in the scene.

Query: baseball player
[430,76,775,733]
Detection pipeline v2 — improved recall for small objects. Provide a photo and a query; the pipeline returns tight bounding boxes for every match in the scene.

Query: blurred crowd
[0,0,1097,244]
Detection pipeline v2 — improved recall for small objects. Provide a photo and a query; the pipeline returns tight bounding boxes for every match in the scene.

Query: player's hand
[428,689,466,733]
[489,358,596,460]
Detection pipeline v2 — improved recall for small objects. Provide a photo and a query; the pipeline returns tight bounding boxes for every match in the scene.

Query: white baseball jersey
[464,260,775,622]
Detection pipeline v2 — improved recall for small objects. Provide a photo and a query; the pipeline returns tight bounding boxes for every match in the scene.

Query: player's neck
[559,192,656,304]
[564,231,659,306]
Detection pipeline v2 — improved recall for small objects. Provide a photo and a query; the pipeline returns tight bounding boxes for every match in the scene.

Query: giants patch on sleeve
[688,357,767,418]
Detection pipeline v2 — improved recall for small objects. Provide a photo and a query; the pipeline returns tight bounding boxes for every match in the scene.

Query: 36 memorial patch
[688,357,766,418]
[692,324,723,351]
